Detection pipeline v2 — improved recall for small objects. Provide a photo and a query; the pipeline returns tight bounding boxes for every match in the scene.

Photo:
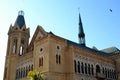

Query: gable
[29,25,47,47]
[35,31,44,40]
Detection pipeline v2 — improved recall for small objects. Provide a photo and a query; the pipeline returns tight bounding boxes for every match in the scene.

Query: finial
[18,10,24,16]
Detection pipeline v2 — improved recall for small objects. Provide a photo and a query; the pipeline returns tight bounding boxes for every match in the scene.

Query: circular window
[40,48,43,52]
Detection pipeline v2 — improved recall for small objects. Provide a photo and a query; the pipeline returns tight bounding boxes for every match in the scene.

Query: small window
[57,46,60,50]
[40,48,43,52]
[56,45,61,51]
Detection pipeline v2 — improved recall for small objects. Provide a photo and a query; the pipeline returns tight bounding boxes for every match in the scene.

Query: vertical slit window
[56,54,58,64]
[41,57,43,66]
[74,60,77,73]
[78,61,80,73]
[59,55,61,64]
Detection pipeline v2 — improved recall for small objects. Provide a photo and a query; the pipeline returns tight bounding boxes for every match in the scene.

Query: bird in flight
[109,9,112,12]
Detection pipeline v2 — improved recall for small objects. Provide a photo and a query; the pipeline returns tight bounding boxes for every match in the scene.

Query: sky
[0,0,120,79]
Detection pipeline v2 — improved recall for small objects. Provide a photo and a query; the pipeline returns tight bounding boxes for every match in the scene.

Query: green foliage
[27,70,45,80]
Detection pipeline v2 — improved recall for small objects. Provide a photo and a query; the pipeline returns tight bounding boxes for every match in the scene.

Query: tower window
[12,39,17,54]
[19,46,24,55]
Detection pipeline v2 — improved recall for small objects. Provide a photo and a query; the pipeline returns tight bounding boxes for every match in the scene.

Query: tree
[27,70,45,80]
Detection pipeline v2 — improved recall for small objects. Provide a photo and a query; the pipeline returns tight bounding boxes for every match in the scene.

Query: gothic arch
[96,64,101,73]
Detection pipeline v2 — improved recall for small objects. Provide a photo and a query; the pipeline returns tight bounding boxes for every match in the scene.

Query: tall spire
[78,12,86,46]
[14,10,26,29]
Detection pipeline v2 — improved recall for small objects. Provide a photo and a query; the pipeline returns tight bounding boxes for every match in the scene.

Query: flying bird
[109,9,112,12]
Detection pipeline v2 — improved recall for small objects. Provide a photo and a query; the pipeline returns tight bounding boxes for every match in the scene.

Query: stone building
[3,11,120,80]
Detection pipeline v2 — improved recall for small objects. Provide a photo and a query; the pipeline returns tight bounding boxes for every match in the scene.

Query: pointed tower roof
[78,12,86,46]
[14,10,25,29]
[79,13,85,37]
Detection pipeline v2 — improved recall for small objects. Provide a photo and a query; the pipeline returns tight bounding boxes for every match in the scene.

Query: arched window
[113,70,117,79]
[85,63,87,74]
[59,55,61,64]
[12,39,17,53]
[19,46,24,55]
[105,68,107,78]
[18,69,20,79]
[78,61,80,73]
[96,65,100,73]
[31,64,33,71]
[74,60,77,73]
[108,69,110,78]
[21,68,23,78]
[23,67,25,77]
[39,58,41,67]
[88,64,90,75]
[56,54,58,64]
[29,65,31,71]
[81,62,84,74]
[13,45,16,53]
[26,66,28,76]
[111,70,114,79]
[110,69,112,78]
[91,65,94,75]
[56,54,61,64]
[16,69,18,79]
[39,57,43,67]
[41,57,43,66]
